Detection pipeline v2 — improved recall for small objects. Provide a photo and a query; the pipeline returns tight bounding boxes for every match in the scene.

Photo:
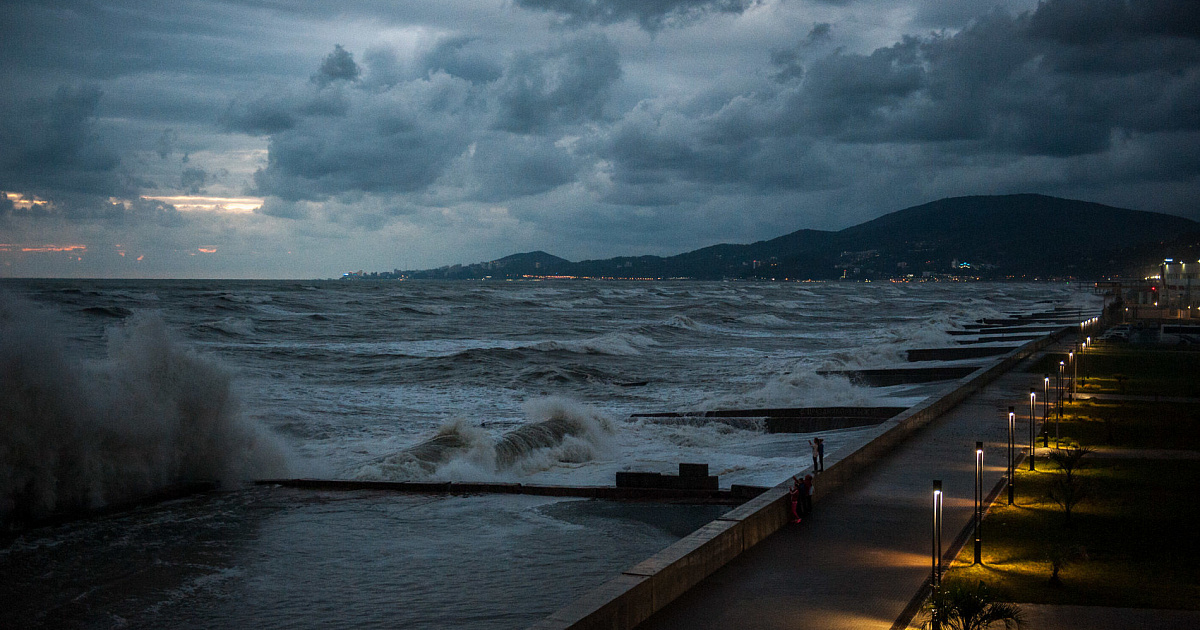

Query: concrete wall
[529,323,1089,630]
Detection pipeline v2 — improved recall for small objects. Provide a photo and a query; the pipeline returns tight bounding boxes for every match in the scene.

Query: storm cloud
[236,34,618,204]
[516,0,759,30]
[1,0,1198,278]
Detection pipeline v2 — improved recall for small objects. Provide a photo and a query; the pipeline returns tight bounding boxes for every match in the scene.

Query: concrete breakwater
[816,365,980,386]
[906,346,1017,361]
[629,406,906,434]
[254,478,769,505]
[529,323,1083,630]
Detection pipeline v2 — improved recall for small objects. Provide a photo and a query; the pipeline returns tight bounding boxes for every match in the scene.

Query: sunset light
[5,192,50,210]
[141,195,262,213]
[0,243,86,253]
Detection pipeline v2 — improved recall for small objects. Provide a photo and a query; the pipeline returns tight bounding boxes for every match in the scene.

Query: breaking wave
[663,315,703,330]
[196,317,256,337]
[529,332,655,356]
[0,296,289,527]
[737,314,792,327]
[351,397,614,481]
[706,369,884,409]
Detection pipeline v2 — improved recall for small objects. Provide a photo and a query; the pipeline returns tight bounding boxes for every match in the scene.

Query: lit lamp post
[932,479,944,630]
[1069,349,1076,401]
[1057,360,1065,446]
[974,443,983,565]
[1043,375,1050,447]
[1083,336,1090,382]
[1071,349,1078,400]
[1007,406,1015,505]
[1029,389,1037,471]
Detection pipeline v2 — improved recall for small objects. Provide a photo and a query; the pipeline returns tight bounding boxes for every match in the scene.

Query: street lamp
[1029,389,1037,471]
[1069,349,1076,401]
[932,479,944,630]
[1007,407,1015,505]
[1043,374,1050,447]
[1058,360,1065,446]
[974,443,983,565]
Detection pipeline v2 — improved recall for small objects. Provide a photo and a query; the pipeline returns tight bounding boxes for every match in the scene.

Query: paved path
[1013,604,1200,629]
[637,357,1049,630]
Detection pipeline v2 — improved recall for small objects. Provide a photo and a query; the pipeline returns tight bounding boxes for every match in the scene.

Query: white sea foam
[737,314,792,327]
[707,370,884,409]
[664,315,703,330]
[531,332,656,356]
[351,397,615,482]
[0,295,289,526]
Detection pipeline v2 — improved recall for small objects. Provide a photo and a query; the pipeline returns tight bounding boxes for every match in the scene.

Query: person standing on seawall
[789,476,804,523]
[816,437,825,472]
[809,438,819,472]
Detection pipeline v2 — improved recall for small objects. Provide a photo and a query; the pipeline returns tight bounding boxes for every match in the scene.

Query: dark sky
[2,0,1198,278]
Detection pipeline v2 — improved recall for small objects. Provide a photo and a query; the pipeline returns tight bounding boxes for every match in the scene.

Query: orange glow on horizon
[198,247,217,253]
[0,243,87,253]
[142,195,262,213]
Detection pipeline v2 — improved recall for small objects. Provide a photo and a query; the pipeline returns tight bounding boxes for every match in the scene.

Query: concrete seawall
[254,478,767,505]
[530,325,1078,630]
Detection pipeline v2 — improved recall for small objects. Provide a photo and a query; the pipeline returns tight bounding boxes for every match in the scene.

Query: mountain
[401,194,1199,280]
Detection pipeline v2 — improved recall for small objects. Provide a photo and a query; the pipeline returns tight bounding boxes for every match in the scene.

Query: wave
[398,304,453,316]
[79,306,133,318]
[196,317,256,337]
[663,315,703,330]
[351,397,614,481]
[529,332,656,356]
[737,314,792,327]
[0,295,288,527]
[509,365,609,386]
[705,369,884,409]
[548,298,604,309]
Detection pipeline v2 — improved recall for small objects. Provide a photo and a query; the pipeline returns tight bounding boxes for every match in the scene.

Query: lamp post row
[936,326,1097,623]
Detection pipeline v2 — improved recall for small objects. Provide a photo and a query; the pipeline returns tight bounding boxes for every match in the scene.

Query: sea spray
[499,397,615,476]
[352,418,492,480]
[352,397,614,481]
[0,296,288,527]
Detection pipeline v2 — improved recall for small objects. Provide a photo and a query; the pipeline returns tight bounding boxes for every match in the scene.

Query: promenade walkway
[636,353,1051,630]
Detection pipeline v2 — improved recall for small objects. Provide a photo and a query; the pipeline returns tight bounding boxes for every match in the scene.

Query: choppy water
[0,279,1098,628]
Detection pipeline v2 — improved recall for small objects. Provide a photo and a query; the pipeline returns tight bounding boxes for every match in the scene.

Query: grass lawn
[1051,399,1200,450]
[948,343,1200,609]
[946,458,1200,609]
[1026,345,1200,398]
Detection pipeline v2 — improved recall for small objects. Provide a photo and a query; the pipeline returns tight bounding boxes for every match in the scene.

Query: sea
[0,279,1099,629]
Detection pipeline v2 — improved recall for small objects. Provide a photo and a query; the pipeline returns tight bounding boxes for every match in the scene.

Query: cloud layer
[1,0,1198,278]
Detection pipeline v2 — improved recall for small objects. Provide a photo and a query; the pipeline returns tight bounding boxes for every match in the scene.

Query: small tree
[1048,475,1088,526]
[1047,444,1092,484]
[1047,444,1092,526]
[1045,540,1089,587]
[921,581,1023,630]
